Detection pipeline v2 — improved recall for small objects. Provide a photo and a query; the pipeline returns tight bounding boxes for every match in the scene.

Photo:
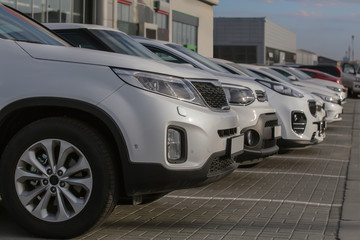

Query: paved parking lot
[0,99,359,240]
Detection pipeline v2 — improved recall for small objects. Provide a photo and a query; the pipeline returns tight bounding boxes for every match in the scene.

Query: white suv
[0,5,243,238]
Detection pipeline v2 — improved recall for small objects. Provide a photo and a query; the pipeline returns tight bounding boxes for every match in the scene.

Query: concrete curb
[339,100,360,240]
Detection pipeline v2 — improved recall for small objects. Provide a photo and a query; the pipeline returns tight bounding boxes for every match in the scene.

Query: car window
[272,68,291,77]
[250,69,277,81]
[145,45,189,64]
[90,29,161,60]
[54,29,110,51]
[167,43,231,74]
[262,68,292,83]
[302,70,316,78]
[229,63,258,77]
[217,64,239,75]
[0,4,68,46]
[288,68,312,80]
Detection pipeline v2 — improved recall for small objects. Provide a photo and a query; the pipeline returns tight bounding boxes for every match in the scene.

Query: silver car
[0,5,243,238]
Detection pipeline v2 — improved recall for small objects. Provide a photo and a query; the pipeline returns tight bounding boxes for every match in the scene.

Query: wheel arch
[0,97,129,198]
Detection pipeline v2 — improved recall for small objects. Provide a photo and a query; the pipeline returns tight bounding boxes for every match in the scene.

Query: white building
[296,49,318,65]
[1,0,218,57]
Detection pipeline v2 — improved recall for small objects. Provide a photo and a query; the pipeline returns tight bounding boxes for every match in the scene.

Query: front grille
[218,128,237,138]
[191,81,229,110]
[255,90,268,102]
[265,120,278,127]
[308,100,316,116]
[207,156,236,178]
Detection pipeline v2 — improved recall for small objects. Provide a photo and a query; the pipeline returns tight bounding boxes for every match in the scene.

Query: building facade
[296,49,318,65]
[1,0,218,57]
[214,17,296,65]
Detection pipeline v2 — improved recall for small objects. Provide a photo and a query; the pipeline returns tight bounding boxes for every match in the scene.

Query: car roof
[45,23,124,33]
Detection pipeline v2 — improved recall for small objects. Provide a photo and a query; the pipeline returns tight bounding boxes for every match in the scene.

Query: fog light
[244,130,260,147]
[292,111,307,134]
[167,127,187,163]
[167,129,181,160]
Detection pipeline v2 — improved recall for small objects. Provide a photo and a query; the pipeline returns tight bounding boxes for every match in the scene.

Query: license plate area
[273,125,281,138]
[226,134,244,157]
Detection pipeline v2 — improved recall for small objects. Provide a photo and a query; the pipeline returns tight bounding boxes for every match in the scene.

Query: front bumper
[352,81,360,94]
[324,102,343,123]
[268,95,326,148]
[101,84,243,196]
[235,112,281,162]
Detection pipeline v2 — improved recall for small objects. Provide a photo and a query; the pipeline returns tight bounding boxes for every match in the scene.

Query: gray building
[214,17,296,65]
[1,0,218,57]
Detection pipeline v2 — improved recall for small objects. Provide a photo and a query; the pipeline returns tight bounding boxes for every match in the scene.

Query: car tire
[0,117,118,238]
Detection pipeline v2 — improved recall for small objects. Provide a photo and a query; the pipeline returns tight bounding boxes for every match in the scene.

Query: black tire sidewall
[0,117,116,238]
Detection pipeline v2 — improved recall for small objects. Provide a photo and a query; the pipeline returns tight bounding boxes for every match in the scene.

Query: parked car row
[289,63,360,98]
[0,4,346,239]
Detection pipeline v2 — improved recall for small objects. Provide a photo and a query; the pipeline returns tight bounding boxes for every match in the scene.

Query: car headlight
[112,68,205,106]
[311,92,339,104]
[222,85,255,106]
[326,86,342,92]
[255,80,303,98]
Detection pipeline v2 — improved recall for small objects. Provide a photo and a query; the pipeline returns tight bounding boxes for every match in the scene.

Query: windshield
[0,4,68,46]
[90,29,162,60]
[262,68,293,83]
[229,63,260,77]
[167,43,231,74]
[288,68,312,80]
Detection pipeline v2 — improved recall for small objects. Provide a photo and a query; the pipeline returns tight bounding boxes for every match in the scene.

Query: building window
[156,12,167,29]
[117,1,133,23]
[48,0,60,22]
[33,0,46,22]
[0,0,87,23]
[61,0,71,23]
[214,46,257,64]
[172,10,198,51]
[17,0,32,17]
[73,0,84,23]
[0,0,15,7]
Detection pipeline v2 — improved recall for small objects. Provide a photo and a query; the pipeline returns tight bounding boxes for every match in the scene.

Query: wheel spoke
[19,185,47,206]
[15,167,45,183]
[56,189,71,221]
[31,188,52,219]
[41,139,56,172]
[56,141,75,170]
[60,188,86,214]
[63,156,90,178]
[20,150,47,175]
[64,176,92,192]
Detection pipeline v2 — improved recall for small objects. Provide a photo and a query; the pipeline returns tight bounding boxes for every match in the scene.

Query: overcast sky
[213,0,360,61]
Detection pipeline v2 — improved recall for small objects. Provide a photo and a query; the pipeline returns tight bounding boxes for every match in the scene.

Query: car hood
[17,42,218,80]
[304,78,345,89]
[292,81,339,98]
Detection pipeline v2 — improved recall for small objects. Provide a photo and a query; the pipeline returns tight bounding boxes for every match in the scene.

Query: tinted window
[302,70,317,78]
[55,29,109,50]
[146,45,188,64]
[0,4,68,46]
[167,43,231,73]
[90,29,161,59]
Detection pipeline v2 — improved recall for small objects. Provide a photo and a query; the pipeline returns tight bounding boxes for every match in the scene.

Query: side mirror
[288,75,297,81]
